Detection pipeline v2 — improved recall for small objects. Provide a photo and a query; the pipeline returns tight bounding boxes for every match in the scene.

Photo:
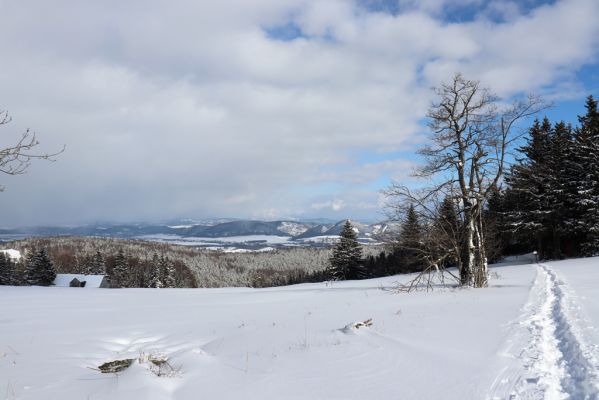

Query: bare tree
[0,109,64,190]
[385,74,548,288]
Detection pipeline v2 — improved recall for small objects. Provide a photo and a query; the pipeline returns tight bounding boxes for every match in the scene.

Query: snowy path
[490,263,599,399]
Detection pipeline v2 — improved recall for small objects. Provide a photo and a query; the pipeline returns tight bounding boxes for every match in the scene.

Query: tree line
[0,249,56,286]
[0,242,197,288]
[327,203,461,283]
[328,89,597,288]
[490,95,599,260]
[3,236,388,288]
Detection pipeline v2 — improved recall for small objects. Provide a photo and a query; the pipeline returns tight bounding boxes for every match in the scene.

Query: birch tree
[386,74,547,288]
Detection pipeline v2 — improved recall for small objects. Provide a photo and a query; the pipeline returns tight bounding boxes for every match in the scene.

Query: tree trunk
[460,213,475,286]
[551,223,561,259]
[473,209,488,287]
[460,206,488,288]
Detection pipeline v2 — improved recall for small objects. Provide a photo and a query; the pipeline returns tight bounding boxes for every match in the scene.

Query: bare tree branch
[0,110,65,190]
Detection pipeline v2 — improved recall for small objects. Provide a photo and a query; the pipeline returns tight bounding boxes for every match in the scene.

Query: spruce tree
[25,249,56,286]
[432,197,461,268]
[397,204,425,272]
[547,121,576,257]
[497,96,598,259]
[87,251,105,275]
[505,118,554,258]
[0,253,9,285]
[112,249,128,288]
[149,253,162,288]
[576,96,599,255]
[328,220,364,280]
[159,255,175,288]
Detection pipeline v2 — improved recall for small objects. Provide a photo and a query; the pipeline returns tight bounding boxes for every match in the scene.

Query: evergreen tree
[502,99,598,259]
[575,96,599,255]
[112,249,128,288]
[24,249,36,284]
[25,249,56,286]
[484,187,504,262]
[149,253,162,288]
[432,196,461,268]
[159,255,175,288]
[328,220,364,280]
[546,121,576,257]
[87,251,105,275]
[0,253,9,285]
[505,118,555,258]
[396,204,426,272]
[166,262,176,288]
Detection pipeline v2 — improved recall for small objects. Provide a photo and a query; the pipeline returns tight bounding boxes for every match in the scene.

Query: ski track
[489,264,599,400]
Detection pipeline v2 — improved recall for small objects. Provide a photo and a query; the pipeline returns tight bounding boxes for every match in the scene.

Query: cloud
[311,199,346,212]
[0,0,597,225]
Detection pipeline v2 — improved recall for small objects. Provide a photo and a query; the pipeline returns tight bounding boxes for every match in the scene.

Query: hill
[0,219,399,248]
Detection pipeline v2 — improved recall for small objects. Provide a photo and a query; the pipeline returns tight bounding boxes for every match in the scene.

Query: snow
[293,235,341,243]
[136,234,292,246]
[277,222,310,236]
[53,274,107,288]
[1,257,599,399]
[204,246,276,253]
[0,248,21,260]
[488,259,599,399]
[294,235,381,245]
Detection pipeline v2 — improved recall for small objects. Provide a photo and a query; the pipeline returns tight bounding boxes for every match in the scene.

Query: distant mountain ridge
[183,220,312,238]
[0,219,400,242]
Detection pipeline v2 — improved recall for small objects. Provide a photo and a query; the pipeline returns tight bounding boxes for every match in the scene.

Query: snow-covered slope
[276,221,311,236]
[1,257,598,399]
[489,257,599,399]
[1,219,397,244]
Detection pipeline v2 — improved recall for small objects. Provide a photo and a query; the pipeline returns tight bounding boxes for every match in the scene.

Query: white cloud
[311,199,346,211]
[0,0,597,225]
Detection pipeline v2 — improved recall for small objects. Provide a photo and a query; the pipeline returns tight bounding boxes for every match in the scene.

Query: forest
[0,236,383,288]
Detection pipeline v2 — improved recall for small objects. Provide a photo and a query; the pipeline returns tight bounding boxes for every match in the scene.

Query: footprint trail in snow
[489,264,599,399]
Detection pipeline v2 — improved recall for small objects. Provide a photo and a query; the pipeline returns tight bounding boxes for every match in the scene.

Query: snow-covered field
[1,257,598,399]
[135,234,294,249]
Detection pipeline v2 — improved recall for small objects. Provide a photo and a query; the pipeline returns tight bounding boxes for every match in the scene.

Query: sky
[0,0,598,226]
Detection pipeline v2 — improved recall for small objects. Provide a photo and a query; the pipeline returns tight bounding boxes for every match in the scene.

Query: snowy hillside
[1,257,598,399]
[0,219,398,246]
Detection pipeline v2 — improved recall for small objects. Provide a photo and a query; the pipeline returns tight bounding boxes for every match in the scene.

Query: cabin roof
[53,274,107,288]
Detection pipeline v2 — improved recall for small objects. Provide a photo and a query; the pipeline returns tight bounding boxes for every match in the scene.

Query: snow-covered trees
[112,249,128,288]
[149,254,161,288]
[25,249,56,286]
[504,96,599,258]
[86,251,106,275]
[147,254,176,288]
[505,118,562,259]
[0,253,15,285]
[159,255,175,288]
[575,96,599,255]
[328,220,364,280]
